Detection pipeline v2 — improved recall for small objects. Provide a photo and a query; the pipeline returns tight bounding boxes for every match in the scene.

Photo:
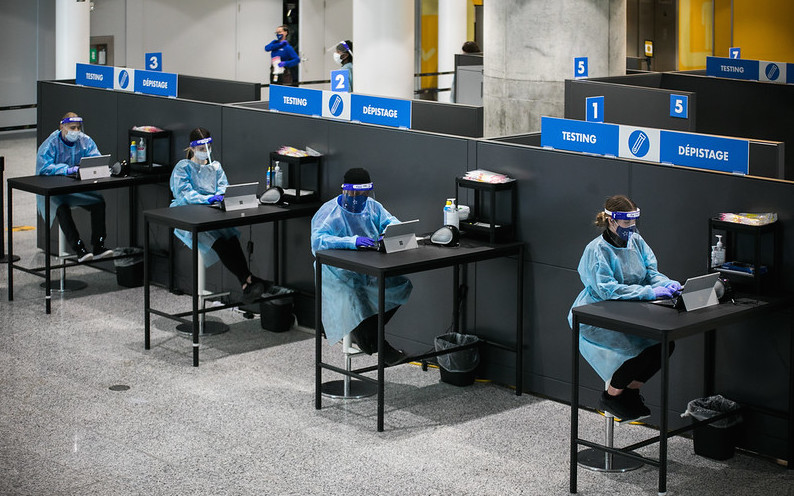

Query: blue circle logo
[765,63,780,81]
[328,94,344,117]
[118,70,130,89]
[628,130,650,158]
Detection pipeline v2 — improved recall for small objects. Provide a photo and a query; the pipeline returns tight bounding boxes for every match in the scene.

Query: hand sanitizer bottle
[713,234,725,267]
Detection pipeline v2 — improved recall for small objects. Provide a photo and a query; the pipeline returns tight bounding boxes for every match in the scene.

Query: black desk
[314,239,524,431]
[143,202,320,366]
[7,173,168,314]
[570,297,794,494]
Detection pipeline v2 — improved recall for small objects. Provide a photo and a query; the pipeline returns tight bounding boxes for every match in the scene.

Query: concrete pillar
[56,0,91,80]
[437,0,468,103]
[353,0,415,99]
[483,0,626,136]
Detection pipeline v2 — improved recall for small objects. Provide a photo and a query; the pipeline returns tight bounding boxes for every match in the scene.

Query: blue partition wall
[36,80,794,461]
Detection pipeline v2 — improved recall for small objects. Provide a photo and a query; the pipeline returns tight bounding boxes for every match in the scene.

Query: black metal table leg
[659,338,670,494]
[192,227,199,367]
[516,245,524,395]
[7,184,14,301]
[144,219,151,349]
[570,316,579,494]
[315,260,323,410]
[44,196,51,314]
[377,276,385,432]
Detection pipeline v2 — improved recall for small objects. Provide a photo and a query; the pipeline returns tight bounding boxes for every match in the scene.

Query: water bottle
[136,137,146,163]
[443,198,459,229]
[273,162,283,188]
[129,140,137,163]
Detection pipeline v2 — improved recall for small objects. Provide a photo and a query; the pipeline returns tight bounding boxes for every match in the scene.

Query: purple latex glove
[664,281,682,293]
[207,195,224,204]
[66,166,79,175]
[355,236,376,249]
[278,61,287,67]
[653,286,674,299]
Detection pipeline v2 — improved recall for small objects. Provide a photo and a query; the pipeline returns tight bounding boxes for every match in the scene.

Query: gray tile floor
[2,131,792,495]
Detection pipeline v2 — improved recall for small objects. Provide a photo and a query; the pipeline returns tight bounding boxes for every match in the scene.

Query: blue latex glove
[278,61,287,67]
[664,281,683,293]
[653,286,674,299]
[66,166,79,175]
[355,236,376,249]
[207,195,224,204]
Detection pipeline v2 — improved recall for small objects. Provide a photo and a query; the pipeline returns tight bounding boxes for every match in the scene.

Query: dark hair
[461,41,481,53]
[336,40,353,64]
[185,127,211,159]
[278,25,289,34]
[595,195,638,228]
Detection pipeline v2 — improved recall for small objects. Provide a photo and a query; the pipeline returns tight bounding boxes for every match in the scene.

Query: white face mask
[194,150,209,161]
[333,52,342,64]
[64,130,82,143]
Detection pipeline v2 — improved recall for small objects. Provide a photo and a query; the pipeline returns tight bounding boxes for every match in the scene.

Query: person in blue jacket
[310,168,412,365]
[568,195,682,422]
[36,112,113,263]
[265,25,300,85]
[170,127,269,304]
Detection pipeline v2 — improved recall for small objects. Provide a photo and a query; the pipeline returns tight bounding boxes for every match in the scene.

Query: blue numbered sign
[574,57,588,78]
[729,47,741,59]
[145,52,163,72]
[586,96,604,123]
[331,69,351,92]
[669,94,688,119]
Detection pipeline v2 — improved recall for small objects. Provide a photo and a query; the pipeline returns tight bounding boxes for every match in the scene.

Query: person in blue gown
[36,112,112,262]
[170,127,269,304]
[311,168,412,365]
[568,195,682,422]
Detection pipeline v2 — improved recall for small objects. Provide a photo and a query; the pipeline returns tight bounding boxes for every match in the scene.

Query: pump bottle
[711,234,725,267]
[137,137,146,163]
[273,161,283,188]
[443,198,459,229]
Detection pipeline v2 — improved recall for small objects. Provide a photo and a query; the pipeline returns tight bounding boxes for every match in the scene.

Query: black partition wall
[36,80,794,462]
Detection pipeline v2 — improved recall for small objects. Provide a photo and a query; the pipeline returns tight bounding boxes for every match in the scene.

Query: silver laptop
[220,182,260,211]
[381,219,419,253]
[652,273,720,311]
[77,154,112,180]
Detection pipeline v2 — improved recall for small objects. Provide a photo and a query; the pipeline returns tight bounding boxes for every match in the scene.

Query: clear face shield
[605,208,640,241]
[60,116,84,143]
[331,41,352,65]
[340,182,374,213]
[189,137,213,163]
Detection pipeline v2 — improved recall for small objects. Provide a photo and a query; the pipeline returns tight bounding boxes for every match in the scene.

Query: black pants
[610,341,676,390]
[349,306,400,352]
[211,236,250,286]
[56,202,106,251]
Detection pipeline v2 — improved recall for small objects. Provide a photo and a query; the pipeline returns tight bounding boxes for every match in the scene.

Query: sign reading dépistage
[269,85,411,129]
[541,116,749,175]
[76,63,177,97]
[706,56,792,85]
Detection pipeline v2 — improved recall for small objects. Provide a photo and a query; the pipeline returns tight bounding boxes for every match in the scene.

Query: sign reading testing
[541,116,749,175]
[76,63,114,89]
[269,85,323,116]
[706,56,792,85]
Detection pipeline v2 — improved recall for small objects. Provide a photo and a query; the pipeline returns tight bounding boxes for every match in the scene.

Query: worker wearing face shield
[568,195,682,423]
[36,112,112,262]
[169,127,271,303]
[310,168,412,365]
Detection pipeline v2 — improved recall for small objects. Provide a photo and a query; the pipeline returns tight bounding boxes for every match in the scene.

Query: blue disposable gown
[567,233,679,381]
[310,196,413,344]
[169,158,239,267]
[35,130,103,225]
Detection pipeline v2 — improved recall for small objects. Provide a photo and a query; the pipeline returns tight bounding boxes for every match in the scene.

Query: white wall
[299,0,353,89]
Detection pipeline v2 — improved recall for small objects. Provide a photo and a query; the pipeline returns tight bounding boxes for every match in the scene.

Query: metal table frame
[314,239,524,432]
[570,296,794,494]
[143,202,319,366]
[7,173,168,313]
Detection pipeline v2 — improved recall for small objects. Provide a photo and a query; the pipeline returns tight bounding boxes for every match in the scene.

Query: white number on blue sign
[670,94,688,119]
[574,57,588,78]
[586,96,604,123]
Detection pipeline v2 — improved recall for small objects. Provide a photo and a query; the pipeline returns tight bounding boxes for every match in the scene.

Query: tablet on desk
[651,273,719,311]
[76,154,112,180]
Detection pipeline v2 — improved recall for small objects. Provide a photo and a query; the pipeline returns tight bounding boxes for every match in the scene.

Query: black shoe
[241,278,266,304]
[598,391,648,422]
[382,341,408,366]
[622,388,651,419]
[74,240,93,263]
[92,237,113,259]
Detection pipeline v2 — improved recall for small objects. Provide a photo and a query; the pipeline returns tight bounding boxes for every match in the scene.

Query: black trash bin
[260,286,296,333]
[114,247,144,288]
[434,332,480,386]
[683,394,742,460]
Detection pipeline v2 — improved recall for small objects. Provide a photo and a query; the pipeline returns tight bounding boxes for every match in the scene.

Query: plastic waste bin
[260,286,296,333]
[682,394,742,460]
[434,332,480,386]
[114,247,144,288]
